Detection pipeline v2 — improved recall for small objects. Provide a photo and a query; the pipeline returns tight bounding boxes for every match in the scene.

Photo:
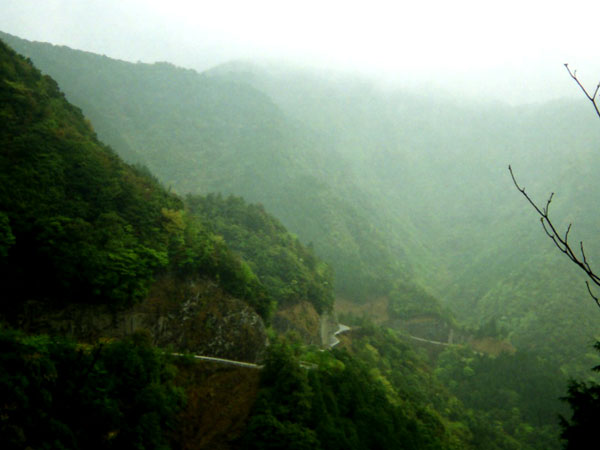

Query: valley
[1,30,599,449]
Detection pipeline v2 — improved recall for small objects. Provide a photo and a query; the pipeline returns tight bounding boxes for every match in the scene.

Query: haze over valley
[2,2,600,449]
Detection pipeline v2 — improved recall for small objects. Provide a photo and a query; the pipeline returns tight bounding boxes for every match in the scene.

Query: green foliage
[0,211,15,258]
[0,33,409,303]
[242,337,457,450]
[186,193,334,313]
[6,32,600,372]
[0,40,181,309]
[0,327,184,449]
[435,346,567,449]
[471,318,508,339]
[242,340,318,449]
[166,209,273,319]
[4,33,597,449]
[336,324,538,450]
[243,331,539,450]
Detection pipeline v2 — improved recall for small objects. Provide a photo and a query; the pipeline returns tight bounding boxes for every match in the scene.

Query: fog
[2,0,600,103]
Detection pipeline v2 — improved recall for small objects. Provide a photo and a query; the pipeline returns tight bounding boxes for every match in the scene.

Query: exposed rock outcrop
[10,274,268,363]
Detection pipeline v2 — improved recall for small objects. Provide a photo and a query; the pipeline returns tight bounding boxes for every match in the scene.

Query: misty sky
[2,0,600,103]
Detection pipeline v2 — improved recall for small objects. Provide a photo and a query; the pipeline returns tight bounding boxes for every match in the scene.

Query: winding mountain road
[329,323,351,348]
[170,324,451,371]
[170,323,353,370]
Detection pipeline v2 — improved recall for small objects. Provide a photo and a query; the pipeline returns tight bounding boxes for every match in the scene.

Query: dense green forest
[2,30,598,377]
[243,324,569,450]
[2,32,600,449]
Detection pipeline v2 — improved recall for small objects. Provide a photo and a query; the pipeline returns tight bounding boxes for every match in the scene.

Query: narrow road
[169,326,447,371]
[170,353,263,369]
[407,335,450,346]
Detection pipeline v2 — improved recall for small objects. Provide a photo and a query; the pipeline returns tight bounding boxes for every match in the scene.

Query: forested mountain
[0,36,560,450]
[0,37,250,448]
[2,31,598,448]
[0,37,331,449]
[0,33,347,326]
[3,30,598,377]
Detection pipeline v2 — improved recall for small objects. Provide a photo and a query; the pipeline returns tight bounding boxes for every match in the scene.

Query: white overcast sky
[1,0,600,103]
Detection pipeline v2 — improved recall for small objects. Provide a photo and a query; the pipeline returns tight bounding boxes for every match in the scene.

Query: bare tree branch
[510,65,600,307]
[564,63,600,120]
[509,165,600,304]
[509,65,600,306]
[586,281,600,308]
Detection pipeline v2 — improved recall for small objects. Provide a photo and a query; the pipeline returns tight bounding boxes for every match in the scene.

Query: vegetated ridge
[0,35,579,449]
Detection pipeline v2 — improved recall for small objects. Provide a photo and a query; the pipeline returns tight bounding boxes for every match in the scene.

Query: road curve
[330,323,351,348]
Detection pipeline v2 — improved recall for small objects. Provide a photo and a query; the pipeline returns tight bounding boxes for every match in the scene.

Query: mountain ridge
[0,32,577,450]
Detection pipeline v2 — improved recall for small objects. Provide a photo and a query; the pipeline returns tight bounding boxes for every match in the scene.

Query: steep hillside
[0,39,180,310]
[0,36,332,449]
[0,35,288,369]
[0,34,347,343]
[186,193,335,343]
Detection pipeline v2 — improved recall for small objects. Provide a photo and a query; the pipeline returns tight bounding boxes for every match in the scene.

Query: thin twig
[564,64,600,120]
[509,165,600,304]
[586,281,600,308]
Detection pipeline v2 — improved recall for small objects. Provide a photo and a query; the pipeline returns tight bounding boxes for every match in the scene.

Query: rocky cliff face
[271,300,323,345]
[11,274,268,363]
